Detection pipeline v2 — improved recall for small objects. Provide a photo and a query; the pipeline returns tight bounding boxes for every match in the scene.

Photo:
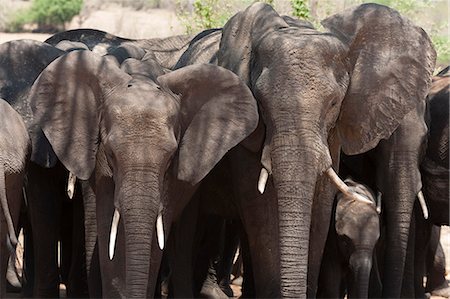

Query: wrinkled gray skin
[218,3,435,298]
[0,99,30,298]
[29,50,258,298]
[174,28,222,69]
[317,179,380,299]
[45,28,194,69]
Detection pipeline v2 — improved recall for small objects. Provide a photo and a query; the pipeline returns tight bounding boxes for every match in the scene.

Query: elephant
[421,68,449,225]
[0,39,90,297]
[0,99,30,298]
[409,68,450,298]
[29,49,259,298]
[317,178,380,299]
[217,3,435,297]
[45,28,195,69]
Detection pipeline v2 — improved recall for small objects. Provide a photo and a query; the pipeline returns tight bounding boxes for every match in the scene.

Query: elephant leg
[21,206,34,298]
[66,190,88,298]
[1,172,23,298]
[95,177,124,298]
[26,162,64,297]
[60,199,73,289]
[168,195,199,298]
[316,211,344,298]
[426,226,450,296]
[197,216,229,299]
[217,219,240,297]
[230,146,280,298]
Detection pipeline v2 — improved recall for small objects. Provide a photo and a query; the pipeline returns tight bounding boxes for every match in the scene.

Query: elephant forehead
[260,28,348,64]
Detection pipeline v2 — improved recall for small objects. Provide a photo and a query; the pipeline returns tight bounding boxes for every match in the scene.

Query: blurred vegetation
[175,0,448,68]
[6,0,83,32]
[0,0,447,67]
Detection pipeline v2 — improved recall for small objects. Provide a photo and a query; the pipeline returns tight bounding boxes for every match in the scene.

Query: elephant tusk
[326,168,373,205]
[417,190,429,220]
[67,172,77,199]
[376,192,382,214]
[258,168,269,194]
[109,209,120,260]
[325,168,350,195]
[156,213,164,250]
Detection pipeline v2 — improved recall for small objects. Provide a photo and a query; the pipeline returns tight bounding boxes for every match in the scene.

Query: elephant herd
[0,2,448,298]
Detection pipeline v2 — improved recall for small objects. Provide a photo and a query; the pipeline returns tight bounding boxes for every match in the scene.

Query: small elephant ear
[158,64,259,185]
[30,51,131,180]
[218,2,288,85]
[322,3,436,155]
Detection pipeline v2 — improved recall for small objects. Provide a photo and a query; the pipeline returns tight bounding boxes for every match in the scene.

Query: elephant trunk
[348,250,373,299]
[380,153,421,298]
[118,169,160,298]
[271,130,327,298]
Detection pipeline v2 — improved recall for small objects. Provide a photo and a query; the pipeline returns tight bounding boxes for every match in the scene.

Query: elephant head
[218,3,435,297]
[29,50,258,297]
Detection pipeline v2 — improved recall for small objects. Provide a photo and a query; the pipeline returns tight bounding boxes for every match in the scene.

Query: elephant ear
[322,3,436,155]
[218,2,288,85]
[0,39,65,167]
[30,51,131,179]
[157,64,258,185]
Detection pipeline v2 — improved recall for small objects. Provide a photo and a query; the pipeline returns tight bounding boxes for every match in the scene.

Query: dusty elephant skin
[29,50,258,298]
[45,28,195,69]
[0,99,30,298]
[218,3,435,298]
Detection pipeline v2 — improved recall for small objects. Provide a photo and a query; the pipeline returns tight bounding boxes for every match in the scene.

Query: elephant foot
[219,278,234,297]
[430,284,450,298]
[200,275,229,299]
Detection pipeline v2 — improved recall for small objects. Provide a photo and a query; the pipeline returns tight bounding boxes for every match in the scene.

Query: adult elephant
[29,50,258,298]
[412,68,449,298]
[0,40,90,297]
[0,99,30,298]
[45,28,194,69]
[218,3,435,298]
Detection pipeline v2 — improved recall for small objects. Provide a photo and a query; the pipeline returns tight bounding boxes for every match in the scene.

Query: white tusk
[67,172,77,199]
[156,213,164,250]
[376,192,382,214]
[325,168,374,206]
[325,168,350,195]
[109,209,120,260]
[258,168,269,194]
[417,190,429,220]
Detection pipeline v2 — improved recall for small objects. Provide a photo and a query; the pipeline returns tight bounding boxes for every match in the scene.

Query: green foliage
[432,35,450,67]
[10,0,82,31]
[291,0,310,19]
[260,0,274,7]
[176,0,252,34]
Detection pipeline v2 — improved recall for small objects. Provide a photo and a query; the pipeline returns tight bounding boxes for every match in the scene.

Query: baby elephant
[318,179,380,299]
[0,99,30,298]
